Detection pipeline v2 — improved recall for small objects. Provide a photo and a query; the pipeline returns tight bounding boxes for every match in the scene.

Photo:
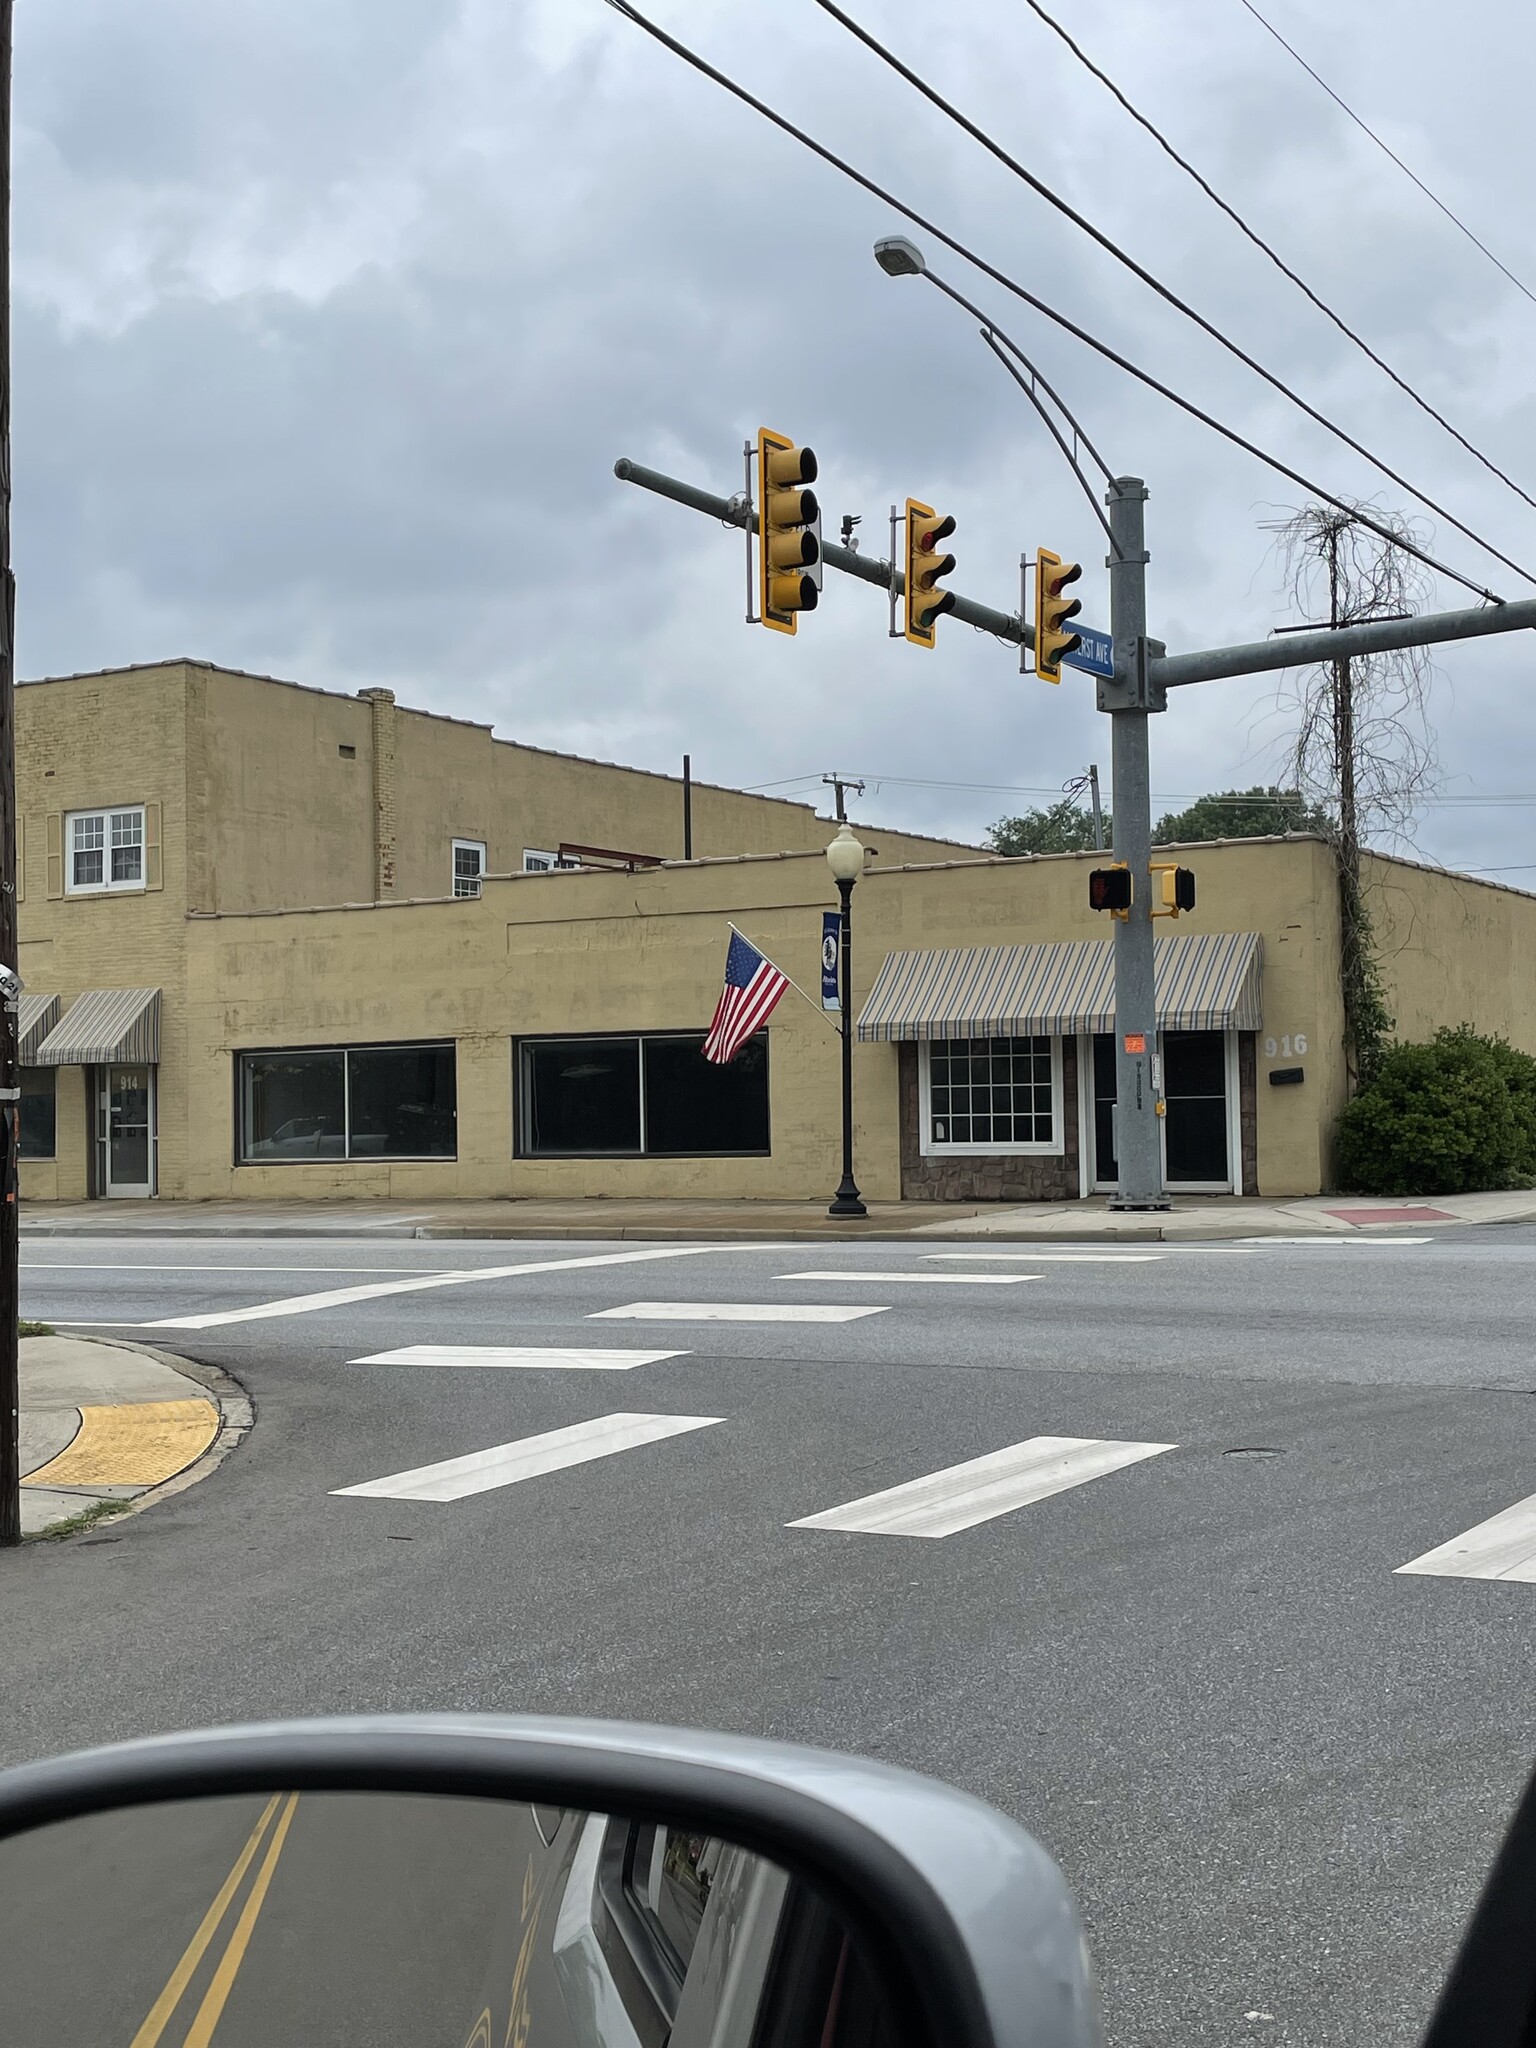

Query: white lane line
[1396,1492,1536,1582]
[777,1270,1037,1286]
[791,1435,1176,1539]
[1237,1236,1433,1247]
[350,1345,690,1371]
[924,1252,1163,1264]
[332,1412,722,1503]
[22,1262,434,1274]
[140,1244,782,1330]
[590,1302,888,1324]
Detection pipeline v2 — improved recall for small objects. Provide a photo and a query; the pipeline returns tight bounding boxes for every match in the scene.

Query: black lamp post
[826,824,867,1218]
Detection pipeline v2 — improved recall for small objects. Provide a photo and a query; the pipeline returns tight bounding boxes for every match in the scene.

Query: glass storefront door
[1089,1031,1233,1191]
[96,1065,156,1197]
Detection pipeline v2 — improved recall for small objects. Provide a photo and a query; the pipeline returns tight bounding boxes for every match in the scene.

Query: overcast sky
[16,1,1536,872]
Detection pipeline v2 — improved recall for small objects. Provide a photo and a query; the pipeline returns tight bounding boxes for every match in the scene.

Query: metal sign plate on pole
[1061,625,1114,679]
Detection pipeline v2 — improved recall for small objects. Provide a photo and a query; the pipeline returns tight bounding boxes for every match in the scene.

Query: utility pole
[822,772,864,824]
[1088,764,1104,851]
[0,0,19,1548]
[1104,477,1166,1212]
[682,753,693,860]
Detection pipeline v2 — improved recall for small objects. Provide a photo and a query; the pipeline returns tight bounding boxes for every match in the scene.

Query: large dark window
[239,1044,455,1162]
[519,1033,769,1158]
[19,1070,55,1160]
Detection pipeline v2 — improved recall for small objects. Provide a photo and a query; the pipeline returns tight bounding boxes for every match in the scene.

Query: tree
[1153,785,1331,844]
[1270,501,1437,1087]
[987,798,1108,856]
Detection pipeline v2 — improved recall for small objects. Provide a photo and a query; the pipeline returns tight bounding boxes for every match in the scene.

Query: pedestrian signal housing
[1088,865,1132,915]
[905,500,957,649]
[1154,864,1197,917]
[758,429,820,635]
[1035,549,1083,682]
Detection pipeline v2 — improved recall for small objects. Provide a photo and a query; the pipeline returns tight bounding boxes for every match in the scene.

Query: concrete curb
[22,1337,253,1543]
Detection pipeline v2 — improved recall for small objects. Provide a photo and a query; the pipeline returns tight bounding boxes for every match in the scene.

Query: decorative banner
[821,911,842,1010]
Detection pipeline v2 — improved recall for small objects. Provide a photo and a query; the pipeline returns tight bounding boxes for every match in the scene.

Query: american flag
[702,930,789,1065]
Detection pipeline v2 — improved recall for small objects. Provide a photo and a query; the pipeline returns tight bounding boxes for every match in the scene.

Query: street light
[826,823,867,1219]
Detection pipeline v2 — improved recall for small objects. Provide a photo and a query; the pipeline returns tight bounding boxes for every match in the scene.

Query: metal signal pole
[0,0,19,1547]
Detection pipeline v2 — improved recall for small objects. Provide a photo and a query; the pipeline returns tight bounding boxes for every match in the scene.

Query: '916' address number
[1264,1033,1307,1058]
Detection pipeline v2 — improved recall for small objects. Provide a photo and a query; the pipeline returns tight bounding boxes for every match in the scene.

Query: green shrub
[1336,1025,1536,1195]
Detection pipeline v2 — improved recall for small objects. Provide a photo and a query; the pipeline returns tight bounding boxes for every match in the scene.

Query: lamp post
[826,823,866,1218]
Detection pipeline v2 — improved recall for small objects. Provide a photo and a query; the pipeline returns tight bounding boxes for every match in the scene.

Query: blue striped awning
[857,931,1263,1041]
[35,988,161,1066]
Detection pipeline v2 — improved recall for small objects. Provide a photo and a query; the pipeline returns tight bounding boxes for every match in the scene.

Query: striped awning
[36,988,161,1067]
[16,993,60,1066]
[857,932,1263,1041]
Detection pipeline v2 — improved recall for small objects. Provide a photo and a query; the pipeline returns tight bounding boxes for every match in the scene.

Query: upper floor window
[523,848,580,872]
[66,806,145,895]
[452,838,486,899]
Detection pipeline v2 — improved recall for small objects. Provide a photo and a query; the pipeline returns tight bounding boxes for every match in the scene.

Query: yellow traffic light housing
[1035,549,1083,682]
[1153,863,1196,918]
[757,429,820,635]
[1088,864,1132,921]
[904,499,957,649]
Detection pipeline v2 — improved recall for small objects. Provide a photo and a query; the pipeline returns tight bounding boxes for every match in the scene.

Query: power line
[1016,0,1536,513]
[600,0,1512,607]
[1236,0,1536,310]
[812,0,1536,590]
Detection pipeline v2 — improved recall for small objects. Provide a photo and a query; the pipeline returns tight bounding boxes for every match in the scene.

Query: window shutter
[46,813,62,899]
[15,814,22,903]
[144,803,163,890]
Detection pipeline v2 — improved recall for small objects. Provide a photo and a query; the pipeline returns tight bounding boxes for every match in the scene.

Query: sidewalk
[19,1188,1536,1243]
[17,1335,250,1539]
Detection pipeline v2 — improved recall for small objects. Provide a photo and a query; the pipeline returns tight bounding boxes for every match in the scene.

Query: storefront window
[922,1037,1059,1153]
[238,1045,456,1162]
[19,1070,55,1159]
[519,1033,769,1158]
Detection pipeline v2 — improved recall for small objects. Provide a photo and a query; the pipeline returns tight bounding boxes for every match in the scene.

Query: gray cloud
[15,0,1536,871]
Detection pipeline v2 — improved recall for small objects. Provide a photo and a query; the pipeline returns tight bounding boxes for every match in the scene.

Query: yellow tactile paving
[23,1398,219,1489]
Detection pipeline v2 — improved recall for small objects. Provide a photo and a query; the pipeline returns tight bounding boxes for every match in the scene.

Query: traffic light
[757,428,820,635]
[1035,549,1083,682]
[1154,864,1196,917]
[904,499,957,648]
[1088,864,1132,918]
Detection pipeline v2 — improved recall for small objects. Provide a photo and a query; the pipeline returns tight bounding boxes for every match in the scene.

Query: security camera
[0,964,24,1002]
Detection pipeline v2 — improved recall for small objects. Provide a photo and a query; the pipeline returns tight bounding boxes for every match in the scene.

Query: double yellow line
[131,1791,300,2048]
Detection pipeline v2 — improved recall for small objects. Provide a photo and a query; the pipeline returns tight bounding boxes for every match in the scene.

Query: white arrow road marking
[1397,1491,1536,1582]
[350,1346,689,1371]
[924,1252,1163,1264]
[777,1270,1037,1285]
[141,1245,785,1329]
[791,1434,1177,1539]
[332,1412,723,1503]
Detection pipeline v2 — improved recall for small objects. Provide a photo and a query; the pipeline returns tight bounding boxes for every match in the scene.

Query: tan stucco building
[15,659,1536,1206]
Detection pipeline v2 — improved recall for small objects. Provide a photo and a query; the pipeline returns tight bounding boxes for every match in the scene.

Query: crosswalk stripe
[1396,1491,1536,1582]
[789,1434,1176,1539]
[349,1346,689,1370]
[776,1271,1038,1286]
[590,1302,887,1323]
[923,1252,1162,1264]
[331,1412,723,1503]
[141,1244,775,1329]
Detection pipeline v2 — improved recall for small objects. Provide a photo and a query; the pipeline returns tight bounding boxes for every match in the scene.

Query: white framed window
[66,805,146,895]
[452,838,487,898]
[523,848,580,872]
[919,1036,1064,1156]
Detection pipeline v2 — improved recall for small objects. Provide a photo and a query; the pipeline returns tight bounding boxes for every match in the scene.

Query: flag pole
[726,923,843,1033]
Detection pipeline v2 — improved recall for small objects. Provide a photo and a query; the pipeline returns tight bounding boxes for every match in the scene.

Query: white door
[97,1065,156,1197]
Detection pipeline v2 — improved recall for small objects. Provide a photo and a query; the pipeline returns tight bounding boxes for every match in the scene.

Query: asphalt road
[6,1227,1536,2048]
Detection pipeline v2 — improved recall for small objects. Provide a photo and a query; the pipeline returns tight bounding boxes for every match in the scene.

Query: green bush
[1336,1025,1536,1195]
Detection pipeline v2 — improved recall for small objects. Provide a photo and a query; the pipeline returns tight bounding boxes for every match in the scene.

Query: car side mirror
[0,1714,1102,2048]
[1419,1757,1536,2048]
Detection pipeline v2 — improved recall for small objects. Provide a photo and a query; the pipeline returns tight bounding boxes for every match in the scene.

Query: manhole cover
[1224,1447,1284,1459]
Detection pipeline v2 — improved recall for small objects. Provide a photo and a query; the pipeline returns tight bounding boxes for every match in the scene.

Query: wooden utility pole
[1,0,20,1548]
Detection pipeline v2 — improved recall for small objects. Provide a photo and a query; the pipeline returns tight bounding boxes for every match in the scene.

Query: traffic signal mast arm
[615,456,1032,655]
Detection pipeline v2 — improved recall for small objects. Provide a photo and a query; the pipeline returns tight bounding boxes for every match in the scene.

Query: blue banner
[821,911,842,1009]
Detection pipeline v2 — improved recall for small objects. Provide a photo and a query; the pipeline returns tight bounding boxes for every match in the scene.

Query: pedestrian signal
[1088,865,1132,915]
